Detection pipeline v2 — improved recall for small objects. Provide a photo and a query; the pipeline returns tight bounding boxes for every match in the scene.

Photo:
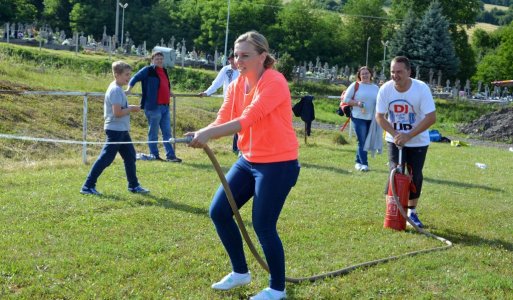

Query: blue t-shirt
[104,81,130,131]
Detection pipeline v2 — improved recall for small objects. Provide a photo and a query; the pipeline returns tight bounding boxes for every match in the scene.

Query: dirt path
[294,120,513,150]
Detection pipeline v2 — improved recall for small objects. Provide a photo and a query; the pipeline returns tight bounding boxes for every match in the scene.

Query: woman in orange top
[187,31,299,300]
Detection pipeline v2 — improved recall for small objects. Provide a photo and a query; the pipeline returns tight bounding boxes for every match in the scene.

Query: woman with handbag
[343,66,379,171]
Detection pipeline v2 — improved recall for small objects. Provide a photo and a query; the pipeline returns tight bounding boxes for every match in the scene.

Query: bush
[168,67,216,92]
[0,43,113,75]
[276,52,295,81]
[290,81,344,97]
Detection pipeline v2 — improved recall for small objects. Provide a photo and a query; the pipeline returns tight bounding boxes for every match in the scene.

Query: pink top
[211,69,298,163]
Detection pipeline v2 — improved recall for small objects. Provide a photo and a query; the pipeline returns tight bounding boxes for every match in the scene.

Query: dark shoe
[80,186,101,195]
[128,185,150,194]
[155,156,165,162]
[167,157,182,163]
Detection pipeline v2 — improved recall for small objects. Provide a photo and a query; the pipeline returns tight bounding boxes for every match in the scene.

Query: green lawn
[1,132,512,298]
[1,56,512,299]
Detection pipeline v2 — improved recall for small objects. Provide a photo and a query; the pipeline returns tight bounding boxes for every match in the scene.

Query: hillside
[466,22,500,39]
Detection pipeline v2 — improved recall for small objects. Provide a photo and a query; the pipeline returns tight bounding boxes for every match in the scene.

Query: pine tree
[388,9,419,61]
[414,0,459,79]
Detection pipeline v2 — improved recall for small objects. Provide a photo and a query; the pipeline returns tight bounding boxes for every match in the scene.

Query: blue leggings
[209,157,300,291]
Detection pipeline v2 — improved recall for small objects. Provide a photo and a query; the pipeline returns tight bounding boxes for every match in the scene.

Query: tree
[276,52,295,80]
[473,24,513,83]
[0,0,16,23]
[389,0,480,27]
[0,0,38,23]
[341,0,387,67]
[43,0,73,34]
[129,1,176,49]
[414,1,459,79]
[172,0,280,55]
[389,0,480,80]
[268,0,346,66]
[69,2,111,39]
[229,0,280,45]
[388,9,419,60]
[311,0,346,11]
[452,28,475,82]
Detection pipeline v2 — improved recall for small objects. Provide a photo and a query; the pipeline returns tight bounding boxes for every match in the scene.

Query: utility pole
[381,40,389,81]
[115,0,120,48]
[365,36,371,67]
[120,2,128,49]
[223,0,231,66]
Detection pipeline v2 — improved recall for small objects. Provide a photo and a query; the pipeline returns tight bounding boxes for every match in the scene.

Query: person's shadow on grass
[429,227,513,251]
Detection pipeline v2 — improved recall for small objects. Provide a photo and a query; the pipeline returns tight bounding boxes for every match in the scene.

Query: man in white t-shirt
[376,56,436,228]
[199,54,240,153]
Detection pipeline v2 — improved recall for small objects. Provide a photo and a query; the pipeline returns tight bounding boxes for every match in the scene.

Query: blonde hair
[235,31,275,69]
[112,61,132,75]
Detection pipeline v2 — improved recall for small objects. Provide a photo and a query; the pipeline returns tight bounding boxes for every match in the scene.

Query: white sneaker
[360,165,369,172]
[211,272,251,290]
[355,163,362,171]
[250,287,286,300]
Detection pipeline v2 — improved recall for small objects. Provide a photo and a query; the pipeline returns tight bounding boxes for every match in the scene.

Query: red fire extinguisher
[384,147,412,231]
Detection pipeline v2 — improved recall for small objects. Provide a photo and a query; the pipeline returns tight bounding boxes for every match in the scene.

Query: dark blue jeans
[144,105,177,159]
[209,157,300,291]
[83,130,139,189]
[351,117,372,166]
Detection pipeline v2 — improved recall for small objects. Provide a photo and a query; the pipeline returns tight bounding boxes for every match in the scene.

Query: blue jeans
[83,130,139,189]
[209,157,300,291]
[351,117,372,166]
[145,105,177,159]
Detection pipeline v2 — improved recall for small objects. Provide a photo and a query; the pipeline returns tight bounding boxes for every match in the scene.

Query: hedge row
[0,43,342,95]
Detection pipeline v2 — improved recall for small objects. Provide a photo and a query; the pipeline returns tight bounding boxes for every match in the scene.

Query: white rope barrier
[0,133,190,145]
[0,89,343,163]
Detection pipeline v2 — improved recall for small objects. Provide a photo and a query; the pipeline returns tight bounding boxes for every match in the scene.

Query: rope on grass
[0,132,453,283]
[203,145,453,283]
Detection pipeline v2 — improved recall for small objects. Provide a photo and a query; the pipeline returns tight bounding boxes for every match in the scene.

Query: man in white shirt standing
[376,56,436,228]
[199,54,240,153]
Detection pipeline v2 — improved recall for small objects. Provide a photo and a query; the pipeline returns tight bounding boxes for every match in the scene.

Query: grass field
[466,22,500,40]
[1,131,513,299]
[1,53,512,299]
[484,3,509,12]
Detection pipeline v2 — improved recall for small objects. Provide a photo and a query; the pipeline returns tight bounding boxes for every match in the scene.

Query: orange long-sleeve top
[211,69,299,163]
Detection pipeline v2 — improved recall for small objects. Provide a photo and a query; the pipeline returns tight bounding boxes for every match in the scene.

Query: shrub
[276,52,295,81]
[290,81,344,97]
[168,67,216,92]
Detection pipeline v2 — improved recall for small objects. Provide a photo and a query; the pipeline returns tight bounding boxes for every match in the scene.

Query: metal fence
[0,90,353,164]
